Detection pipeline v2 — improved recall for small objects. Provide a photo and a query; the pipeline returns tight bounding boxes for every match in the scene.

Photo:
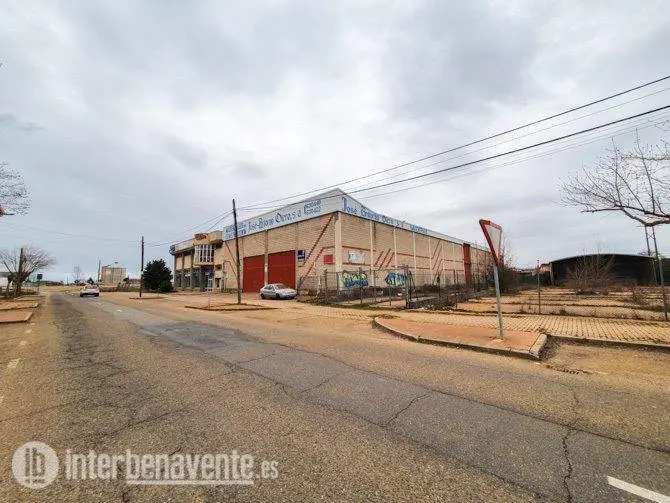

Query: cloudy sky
[1,0,668,281]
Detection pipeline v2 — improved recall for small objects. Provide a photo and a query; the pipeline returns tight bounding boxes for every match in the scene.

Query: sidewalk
[0,311,33,323]
[374,317,546,359]
[393,312,670,347]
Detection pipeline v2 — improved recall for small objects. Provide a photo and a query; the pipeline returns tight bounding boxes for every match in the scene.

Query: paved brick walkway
[112,292,670,347]
[394,312,670,345]
[257,303,670,346]
[375,317,545,358]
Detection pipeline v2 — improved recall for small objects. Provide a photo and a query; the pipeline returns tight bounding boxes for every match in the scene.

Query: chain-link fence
[298,268,493,308]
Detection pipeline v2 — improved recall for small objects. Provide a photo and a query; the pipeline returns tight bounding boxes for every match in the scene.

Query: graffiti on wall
[384,271,408,286]
[340,270,369,288]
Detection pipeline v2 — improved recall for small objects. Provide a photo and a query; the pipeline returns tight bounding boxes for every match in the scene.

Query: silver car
[260,283,297,300]
[79,284,100,297]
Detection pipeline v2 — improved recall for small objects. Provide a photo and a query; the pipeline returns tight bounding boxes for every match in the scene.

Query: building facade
[544,254,669,285]
[170,189,491,293]
[100,262,126,285]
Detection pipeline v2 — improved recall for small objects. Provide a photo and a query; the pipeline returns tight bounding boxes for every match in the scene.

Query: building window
[195,244,213,263]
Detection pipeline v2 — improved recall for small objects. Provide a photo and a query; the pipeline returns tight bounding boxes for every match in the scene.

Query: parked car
[260,283,297,300]
[79,284,100,297]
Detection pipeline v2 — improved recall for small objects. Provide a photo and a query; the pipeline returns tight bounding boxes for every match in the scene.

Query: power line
[354,112,670,202]
[338,105,670,196]
[342,88,670,194]
[236,105,669,216]
[0,221,138,243]
[145,210,234,247]
[239,74,670,210]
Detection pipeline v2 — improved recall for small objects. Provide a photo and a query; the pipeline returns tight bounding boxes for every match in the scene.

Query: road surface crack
[561,387,581,503]
[562,428,575,503]
[385,392,430,426]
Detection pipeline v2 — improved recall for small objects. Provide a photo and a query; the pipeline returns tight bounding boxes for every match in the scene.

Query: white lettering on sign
[222,189,456,244]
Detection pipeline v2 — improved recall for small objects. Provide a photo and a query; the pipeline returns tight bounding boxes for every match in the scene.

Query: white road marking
[607,476,670,503]
[6,359,20,370]
[19,340,27,347]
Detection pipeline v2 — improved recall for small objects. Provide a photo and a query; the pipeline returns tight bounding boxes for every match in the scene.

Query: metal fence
[298,268,492,308]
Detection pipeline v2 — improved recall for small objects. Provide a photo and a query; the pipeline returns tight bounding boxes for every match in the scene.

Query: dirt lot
[458,287,668,321]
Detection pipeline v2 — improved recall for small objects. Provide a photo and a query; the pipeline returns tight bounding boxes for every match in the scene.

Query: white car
[260,283,297,300]
[79,284,100,297]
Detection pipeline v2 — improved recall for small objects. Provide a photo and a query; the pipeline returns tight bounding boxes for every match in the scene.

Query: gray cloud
[0,112,44,132]
[230,161,266,179]
[385,2,543,121]
[163,137,209,170]
[0,0,667,281]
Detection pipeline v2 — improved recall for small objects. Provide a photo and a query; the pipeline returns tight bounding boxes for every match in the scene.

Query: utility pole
[15,247,24,296]
[537,259,541,314]
[651,226,668,322]
[139,236,145,298]
[232,199,241,305]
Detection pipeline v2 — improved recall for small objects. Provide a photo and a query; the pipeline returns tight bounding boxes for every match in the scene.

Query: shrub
[157,280,174,293]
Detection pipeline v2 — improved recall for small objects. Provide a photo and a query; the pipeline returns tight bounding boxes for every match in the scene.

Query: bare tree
[0,246,56,296]
[0,162,30,216]
[561,137,669,227]
[484,237,518,293]
[566,253,616,294]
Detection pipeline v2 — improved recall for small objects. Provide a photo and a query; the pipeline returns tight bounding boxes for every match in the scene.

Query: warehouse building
[170,188,491,293]
[99,262,126,285]
[543,253,669,285]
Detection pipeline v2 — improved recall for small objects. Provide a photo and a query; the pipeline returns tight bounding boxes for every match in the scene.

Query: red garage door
[268,250,296,289]
[463,243,472,286]
[243,255,265,293]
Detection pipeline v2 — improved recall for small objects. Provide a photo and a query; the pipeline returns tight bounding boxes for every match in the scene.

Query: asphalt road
[1,292,668,502]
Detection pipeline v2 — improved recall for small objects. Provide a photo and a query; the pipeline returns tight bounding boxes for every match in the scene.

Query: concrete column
[173,254,178,288]
[369,221,375,287]
[334,212,343,273]
[428,236,432,280]
[263,230,269,285]
[191,250,196,290]
[393,226,398,270]
[412,232,417,279]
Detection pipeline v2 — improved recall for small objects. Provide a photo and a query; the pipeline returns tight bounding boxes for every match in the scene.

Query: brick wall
[295,214,336,292]
[174,211,489,291]
[339,213,484,287]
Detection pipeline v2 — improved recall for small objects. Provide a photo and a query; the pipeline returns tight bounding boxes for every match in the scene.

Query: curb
[530,333,547,358]
[546,334,670,352]
[373,317,545,360]
[0,311,33,324]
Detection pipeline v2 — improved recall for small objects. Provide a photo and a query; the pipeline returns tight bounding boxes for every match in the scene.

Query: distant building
[100,262,126,285]
[542,254,669,286]
[169,188,491,292]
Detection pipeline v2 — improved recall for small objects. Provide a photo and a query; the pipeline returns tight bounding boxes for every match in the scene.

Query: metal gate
[243,255,265,293]
[463,243,472,286]
[268,250,296,289]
